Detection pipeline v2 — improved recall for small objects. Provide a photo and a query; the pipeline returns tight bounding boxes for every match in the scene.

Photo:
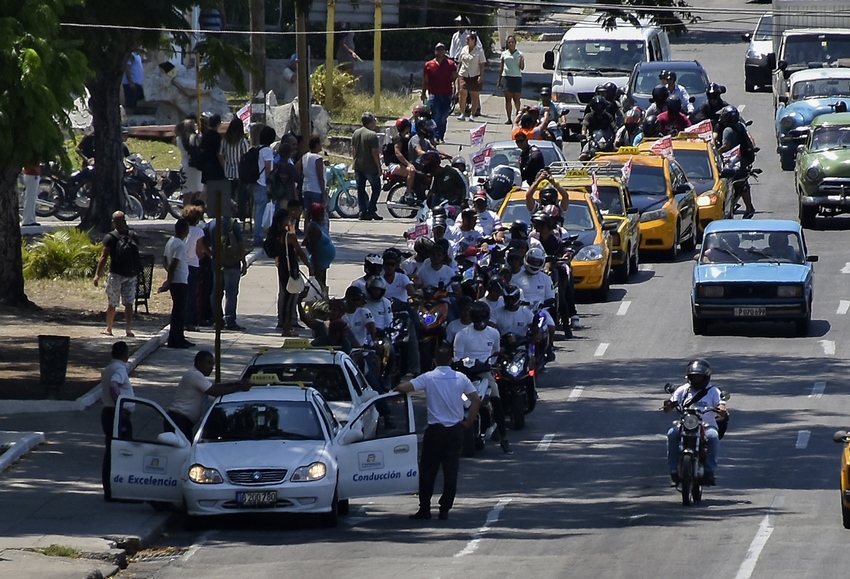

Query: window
[243,363,352,402]
[118,399,171,445]
[198,400,325,442]
[349,394,411,442]
[558,40,645,73]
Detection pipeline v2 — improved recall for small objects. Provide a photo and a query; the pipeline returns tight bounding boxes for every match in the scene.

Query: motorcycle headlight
[805,165,822,182]
[507,362,523,377]
[575,243,604,261]
[188,464,223,484]
[639,208,668,223]
[682,414,701,430]
[291,461,327,482]
[697,285,724,298]
[697,192,718,207]
[777,285,802,297]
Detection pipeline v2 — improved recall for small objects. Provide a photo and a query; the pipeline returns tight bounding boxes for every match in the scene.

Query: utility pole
[249,0,266,128]
[296,4,311,139]
[374,0,382,112]
[325,0,336,110]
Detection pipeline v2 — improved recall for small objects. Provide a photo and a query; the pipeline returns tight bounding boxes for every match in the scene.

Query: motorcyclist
[428,158,467,209]
[661,70,693,114]
[453,301,511,454]
[584,82,623,126]
[364,275,394,332]
[472,190,502,237]
[415,239,460,294]
[381,249,421,376]
[716,105,756,219]
[430,215,458,262]
[633,113,661,145]
[537,86,567,137]
[386,117,417,200]
[451,156,470,193]
[480,274,505,312]
[615,106,644,148]
[663,359,728,486]
[446,295,473,344]
[491,283,538,343]
[409,119,451,165]
[526,169,570,217]
[506,219,542,254]
[692,83,729,128]
[512,247,557,350]
[515,131,546,186]
[352,253,384,292]
[452,208,485,267]
[403,236,433,279]
[644,85,669,117]
[581,96,617,139]
[658,95,691,136]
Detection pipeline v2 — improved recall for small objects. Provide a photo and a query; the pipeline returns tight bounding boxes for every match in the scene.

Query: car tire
[629,243,640,275]
[842,498,850,529]
[338,499,350,516]
[681,222,697,253]
[692,314,708,335]
[613,245,630,283]
[799,201,817,229]
[780,151,795,171]
[795,313,811,337]
[593,264,611,301]
[320,489,339,528]
[666,222,680,261]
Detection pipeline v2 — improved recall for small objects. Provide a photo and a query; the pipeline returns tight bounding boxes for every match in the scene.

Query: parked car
[622,60,711,113]
[742,13,774,92]
[794,112,850,228]
[691,219,817,336]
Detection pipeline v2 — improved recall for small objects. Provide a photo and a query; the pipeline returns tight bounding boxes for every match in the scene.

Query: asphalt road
[119,23,850,579]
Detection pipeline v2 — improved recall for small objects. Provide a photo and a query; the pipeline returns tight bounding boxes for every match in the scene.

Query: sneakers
[500,440,513,454]
[743,209,755,219]
[457,114,467,121]
[409,509,432,520]
[570,315,584,330]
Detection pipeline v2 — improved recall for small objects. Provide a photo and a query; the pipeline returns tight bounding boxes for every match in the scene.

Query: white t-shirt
[514,271,554,306]
[364,298,393,330]
[185,225,204,268]
[301,151,323,194]
[416,260,456,288]
[411,366,476,426]
[445,319,471,345]
[481,296,504,316]
[257,146,274,187]
[100,359,133,408]
[491,305,534,336]
[164,236,189,284]
[453,325,500,364]
[452,227,483,263]
[343,307,374,346]
[167,367,213,424]
[401,257,424,278]
[383,272,412,302]
[475,210,502,236]
[669,383,723,428]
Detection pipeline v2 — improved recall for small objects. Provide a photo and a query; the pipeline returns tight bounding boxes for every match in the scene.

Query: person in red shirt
[421,43,457,142]
[658,95,691,136]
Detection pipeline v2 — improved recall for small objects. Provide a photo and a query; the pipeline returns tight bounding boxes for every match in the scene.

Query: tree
[0,0,89,307]
[595,0,699,37]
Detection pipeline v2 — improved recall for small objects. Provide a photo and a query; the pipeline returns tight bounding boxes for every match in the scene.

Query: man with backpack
[94,211,142,337]
[202,213,248,331]
[716,105,756,219]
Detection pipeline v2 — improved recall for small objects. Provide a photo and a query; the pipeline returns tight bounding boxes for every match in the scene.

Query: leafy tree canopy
[595,0,700,37]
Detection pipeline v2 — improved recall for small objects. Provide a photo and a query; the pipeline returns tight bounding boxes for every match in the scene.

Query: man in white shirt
[490,284,535,338]
[100,341,134,501]
[512,247,557,354]
[381,249,420,375]
[472,191,502,237]
[415,242,459,293]
[342,286,376,347]
[162,218,192,349]
[662,70,694,114]
[396,343,480,520]
[445,296,473,344]
[166,350,251,440]
[364,276,394,331]
[451,209,485,267]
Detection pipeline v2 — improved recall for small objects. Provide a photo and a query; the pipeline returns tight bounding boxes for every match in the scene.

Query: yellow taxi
[547,162,641,283]
[832,429,850,528]
[638,136,733,239]
[497,185,614,300]
[593,146,698,260]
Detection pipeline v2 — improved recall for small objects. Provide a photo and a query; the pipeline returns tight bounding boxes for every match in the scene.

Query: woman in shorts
[456,32,487,122]
[498,36,525,125]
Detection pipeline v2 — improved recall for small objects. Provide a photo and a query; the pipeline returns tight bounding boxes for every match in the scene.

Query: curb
[0,431,46,473]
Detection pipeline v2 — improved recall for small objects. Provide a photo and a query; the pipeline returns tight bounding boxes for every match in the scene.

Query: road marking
[617,301,631,316]
[738,104,746,114]
[795,430,811,449]
[820,340,836,355]
[568,386,584,402]
[810,381,826,399]
[594,343,609,357]
[839,301,850,315]
[735,495,785,579]
[536,434,555,451]
[455,498,512,557]
[842,262,850,274]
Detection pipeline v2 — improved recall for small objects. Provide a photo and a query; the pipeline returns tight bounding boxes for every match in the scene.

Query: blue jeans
[354,171,381,215]
[252,184,268,246]
[429,94,451,140]
[211,265,241,326]
[667,425,719,474]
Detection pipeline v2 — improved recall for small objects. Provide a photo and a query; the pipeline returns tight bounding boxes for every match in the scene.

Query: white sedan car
[109,386,417,527]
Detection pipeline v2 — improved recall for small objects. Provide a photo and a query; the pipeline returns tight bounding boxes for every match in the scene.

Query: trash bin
[38,335,70,387]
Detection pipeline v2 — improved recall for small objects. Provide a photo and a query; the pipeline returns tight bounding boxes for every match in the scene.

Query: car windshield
[558,40,644,73]
[791,77,850,100]
[673,149,714,180]
[633,67,706,95]
[501,201,531,225]
[754,15,773,41]
[578,185,624,215]
[811,126,850,151]
[700,230,805,264]
[242,364,354,401]
[784,35,850,68]
[562,202,597,231]
[626,164,668,195]
[199,400,325,442]
[482,144,563,177]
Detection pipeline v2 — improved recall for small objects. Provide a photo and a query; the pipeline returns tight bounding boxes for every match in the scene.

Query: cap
[473,190,487,200]
[435,42,446,50]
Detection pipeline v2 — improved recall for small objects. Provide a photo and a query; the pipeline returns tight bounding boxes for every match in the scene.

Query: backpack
[109,231,141,277]
[382,140,397,166]
[734,123,756,166]
[238,146,263,185]
[186,135,203,169]
[221,220,243,268]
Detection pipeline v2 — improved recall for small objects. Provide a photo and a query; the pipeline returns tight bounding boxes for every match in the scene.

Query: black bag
[186,135,203,169]
[238,146,263,185]
[734,123,756,166]
[382,140,397,165]
[109,231,141,277]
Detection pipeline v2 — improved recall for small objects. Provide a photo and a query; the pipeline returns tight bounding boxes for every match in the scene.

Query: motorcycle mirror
[688,96,695,103]
[543,51,555,71]
[664,382,675,394]
[720,391,731,401]
[833,430,849,443]
[745,119,754,127]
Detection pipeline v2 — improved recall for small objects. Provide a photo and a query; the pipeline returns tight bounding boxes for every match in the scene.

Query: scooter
[454,357,495,457]
[494,333,537,430]
[324,160,360,219]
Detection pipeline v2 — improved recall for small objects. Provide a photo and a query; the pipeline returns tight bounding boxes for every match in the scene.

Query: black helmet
[485,165,516,201]
[642,114,660,137]
[539,185,559,207]
[706,82,726,99]
[417,150,441,173]
[413,236,435,257]
[664,70,677,82]
[651,85,669,104]
[602,81,618,102]
[461,207,476,221]
[685,358,712,388]
[469,301,491,330]
[590,95,608,112]
[531,211,554,230]
[365,275,387,301]
[382,247,402,263]
[720,105,740,127]
[503,284,522,310]
[364,253,383,276]
[509,220,529,240]
[451,156,467,170]
[415,118,435,138]
[540,86,551,97]
[666,95,682,115]
[345,285,365,303]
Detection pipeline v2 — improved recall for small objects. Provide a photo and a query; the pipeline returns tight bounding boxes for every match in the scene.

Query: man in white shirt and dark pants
[396,343,480,520]
[100,341,134,501]
[162,218,192,349]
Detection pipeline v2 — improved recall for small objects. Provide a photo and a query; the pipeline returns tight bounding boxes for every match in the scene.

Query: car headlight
[575,243,604,261]
[697,192,718,207]
[698,285,724,298]
[188,464,223,484]
[291,461,327,482]
[555,93,578,104]
[780,115,798,130]
[777,285,803,297]
[806,165,823,182]
[640,208,668,223]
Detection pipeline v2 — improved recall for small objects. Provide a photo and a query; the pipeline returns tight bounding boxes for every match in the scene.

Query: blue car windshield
[791,77,850,100]
[701,231,805,264]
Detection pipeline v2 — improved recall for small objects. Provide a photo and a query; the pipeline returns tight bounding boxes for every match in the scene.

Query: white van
[543,14,672,132]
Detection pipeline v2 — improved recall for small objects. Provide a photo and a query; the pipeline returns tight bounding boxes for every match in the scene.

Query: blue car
[774,68,850,171]
[691,220,817,336]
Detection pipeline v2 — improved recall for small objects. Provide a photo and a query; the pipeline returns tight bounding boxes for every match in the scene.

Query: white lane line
[839,301,850,315]
[735,495,785,579]
[810,381,826,399]
[617,301,631,316]
[568,386,584,402]
[536,434,555,451]
[594,343,609,357]
[796,430,811,449]
[738,104,746,114]
[842,262,850,274]
[455,498,512,557]
[820,340,836,355]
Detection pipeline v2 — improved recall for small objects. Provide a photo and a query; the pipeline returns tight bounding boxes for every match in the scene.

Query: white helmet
[524,247,546,274]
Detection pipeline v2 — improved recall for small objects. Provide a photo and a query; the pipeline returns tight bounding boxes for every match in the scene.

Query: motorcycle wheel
[680,455,693,506]
[36,178,60,217]
[511,393,526,430]
[124,193,145,221]
[692,478,702,503]
[386,184,417,219]
[334,186,360,219]
[167,195,184,219]
[54,189,81,221]
[149,190,169,220]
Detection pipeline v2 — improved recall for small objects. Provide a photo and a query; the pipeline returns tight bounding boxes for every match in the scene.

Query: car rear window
[199,400,324,442]
[673,149,714,180]
[242,364,352,403]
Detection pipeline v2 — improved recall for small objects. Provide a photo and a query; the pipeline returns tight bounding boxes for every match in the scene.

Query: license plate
[236,491,277,507]
[734,307,766,317]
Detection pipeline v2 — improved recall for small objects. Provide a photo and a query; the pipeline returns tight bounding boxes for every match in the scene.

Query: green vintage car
[795,112,850,228]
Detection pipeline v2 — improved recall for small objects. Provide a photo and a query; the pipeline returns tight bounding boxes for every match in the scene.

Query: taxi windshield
[562,203,597,231]
[484,145,562,177]
[199,400,324,442]
[627,164,668,195]
[242,364,354,401]
[673,149,714,180]
[501,201,531,225]
[581,185,624,215]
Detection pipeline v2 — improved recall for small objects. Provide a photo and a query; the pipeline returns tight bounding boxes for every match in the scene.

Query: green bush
[22,228,101,280]
[310,65,357,111]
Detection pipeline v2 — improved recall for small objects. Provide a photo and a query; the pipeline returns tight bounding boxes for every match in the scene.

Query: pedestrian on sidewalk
[202,212,248,331]
[99,341,134,501]
[299,135,327,228]
[421,43,457,142]
[161,218,193,349]
[395,343,481,520]
[219,116,250,219]
[175,119,203,205]
[252,125,277,247]
[183,204,206,331]
[351,112,383,221]
[456,32,486,123]
[20,166,41,226]
[303,203,336,291]
[264,208,312,336]
[200,113,225,200]
[93,211,141,338]
[166,350,252,441]
[498,36,524,124]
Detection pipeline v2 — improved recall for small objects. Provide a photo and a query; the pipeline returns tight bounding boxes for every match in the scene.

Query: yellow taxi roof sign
[617,146,641,155]
[566,169,589,178]
[281,337,318,349]
[249,372,282,385]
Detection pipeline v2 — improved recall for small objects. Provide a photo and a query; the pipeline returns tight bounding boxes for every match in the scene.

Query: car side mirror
[674,183,692,194]
[778,95,789,105]
[627,206,639,215]
[778,59,787,71]
[834,430,849,443]
[157,432,186,448]
[602,220,618,231]
[741,32,752,42]
[543,51,555,71]
[807,255,818,262]
[767,53,776,70]
[797,144,806,153]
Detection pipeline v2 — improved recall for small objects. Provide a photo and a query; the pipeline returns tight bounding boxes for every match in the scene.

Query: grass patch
[329,91,419,125]
[22,228,101,280]
[31,544,81,559]
[125,138,181,171]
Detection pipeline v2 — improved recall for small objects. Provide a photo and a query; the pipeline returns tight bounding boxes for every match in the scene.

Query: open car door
[110,396,190,505]
[336,392,419,500]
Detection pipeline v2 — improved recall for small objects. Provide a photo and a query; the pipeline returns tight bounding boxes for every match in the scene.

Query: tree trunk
[0,166,33,308]
[80,73,125,233]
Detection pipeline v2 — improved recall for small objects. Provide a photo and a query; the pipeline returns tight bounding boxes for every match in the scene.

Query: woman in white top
[299,135,327,229]
[456,32,487,122]
[182,204,208,331]
[175,119,203,204]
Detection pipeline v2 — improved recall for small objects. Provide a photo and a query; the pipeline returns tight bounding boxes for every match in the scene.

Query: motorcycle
[454,357,495,457]
[384,168,434,220]
[579,129,615,161]
[721,147,762,218]
[494,333,537,430]
[17,169,61,219]
[414,285,451,372]
[664,382,731,506]
[41,163,95,221]
[324,160,360,219]
[124,153,168,220]
[160,168,185,219]
[381,302,413,388]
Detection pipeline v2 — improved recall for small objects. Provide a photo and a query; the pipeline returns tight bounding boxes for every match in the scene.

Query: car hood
[695,263,810,284]
[690,177,717,194]
[569,229,600,248]
[777,98,845,132]
[801,149,850,175]
[193,439,326,471]
[631,194,669,213]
